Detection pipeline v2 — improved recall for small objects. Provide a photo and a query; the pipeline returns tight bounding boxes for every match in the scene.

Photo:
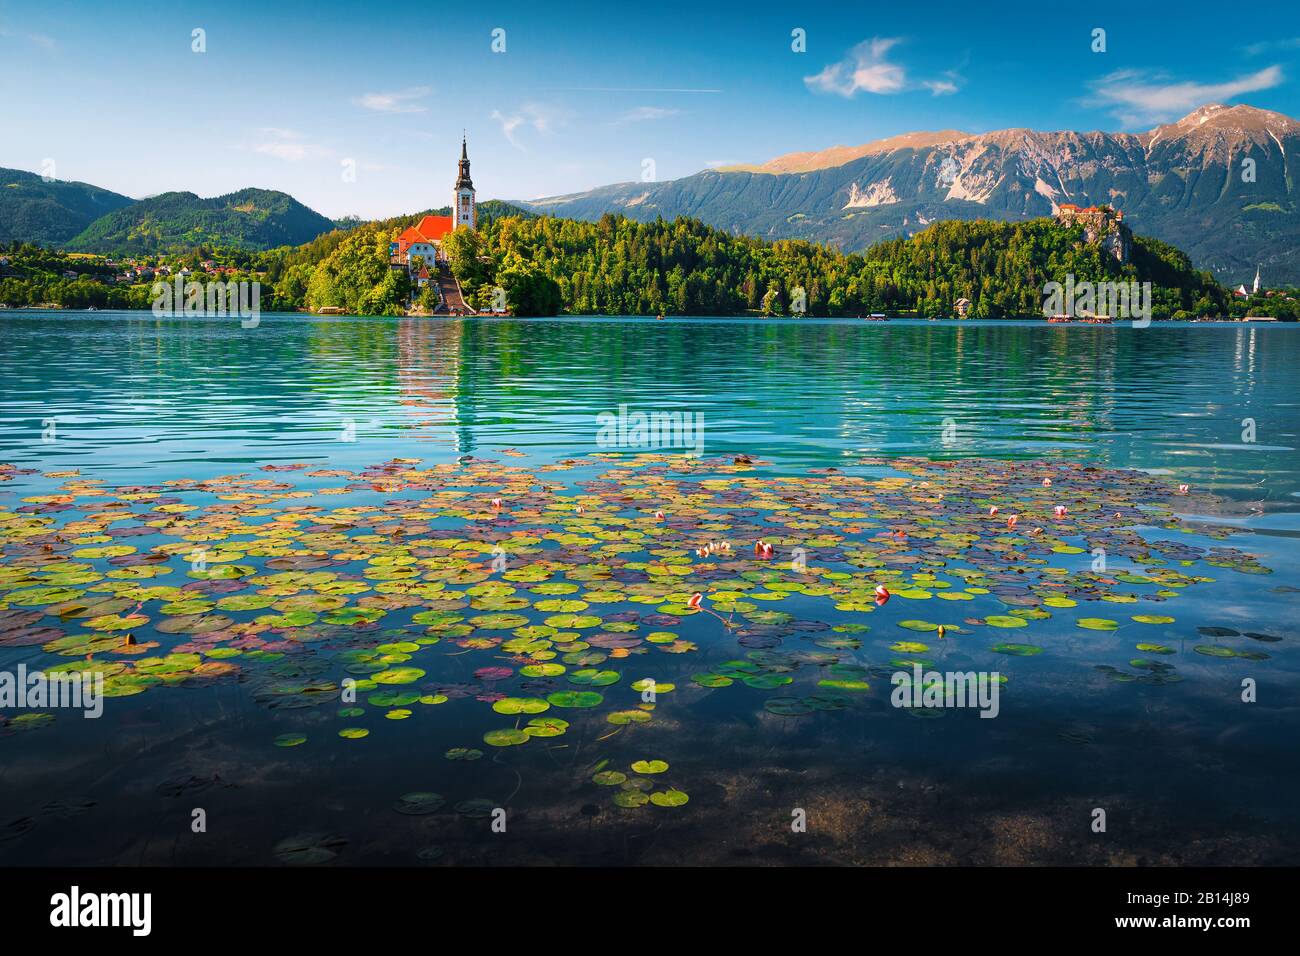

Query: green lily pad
[650,789,689,807]
[394,792,446,815]
[546,690,604,708]
[483,728,530,746]
[491,697,550,715]
[1077,618,1120,631]
[984,615,1028,629]
[991,643,1043,656]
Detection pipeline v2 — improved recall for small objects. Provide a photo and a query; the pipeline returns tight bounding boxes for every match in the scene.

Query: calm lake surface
[1,310,1298,865]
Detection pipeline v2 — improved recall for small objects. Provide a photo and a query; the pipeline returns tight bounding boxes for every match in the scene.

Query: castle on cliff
[1055,204,1130,264]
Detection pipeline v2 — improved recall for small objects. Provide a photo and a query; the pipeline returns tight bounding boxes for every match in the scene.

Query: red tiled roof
[395,215,456,256]
[415,214,454,242]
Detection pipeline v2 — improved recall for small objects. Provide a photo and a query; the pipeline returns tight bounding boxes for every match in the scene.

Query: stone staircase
[435,261,474,315]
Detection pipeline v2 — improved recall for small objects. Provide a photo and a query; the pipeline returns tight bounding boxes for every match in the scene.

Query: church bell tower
[454,134,476,230]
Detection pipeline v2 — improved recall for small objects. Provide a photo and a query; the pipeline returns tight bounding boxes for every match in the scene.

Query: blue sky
[3,0,1300,219]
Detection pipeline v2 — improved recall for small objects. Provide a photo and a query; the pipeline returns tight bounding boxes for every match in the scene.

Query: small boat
[1046,314,1073,324]
[863,313,889,322]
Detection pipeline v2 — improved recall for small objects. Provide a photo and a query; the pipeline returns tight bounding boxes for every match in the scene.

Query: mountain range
[516,104,1300,285]
[5,103,1299,283]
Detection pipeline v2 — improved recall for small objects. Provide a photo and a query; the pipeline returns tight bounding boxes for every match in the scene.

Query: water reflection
[1,312,1298,511]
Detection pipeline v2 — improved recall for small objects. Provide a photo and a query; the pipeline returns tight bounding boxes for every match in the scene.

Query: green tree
[499,263,562,316]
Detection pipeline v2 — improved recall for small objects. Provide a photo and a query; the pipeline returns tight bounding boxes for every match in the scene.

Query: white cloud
[1243,37,1300,57]
[805,38,963,99]
[0,24,55,50]
[616,106,680,123]
[805,37,907,97]
[491,111,525,148]
[490,102,570,150]
[543,87,721,94]
[1088,66,1284,126]
[249,128,331,162]
[922,77,959,97]
[351,86,431,114]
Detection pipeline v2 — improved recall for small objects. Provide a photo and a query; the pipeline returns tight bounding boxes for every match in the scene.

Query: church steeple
[455,134,473,190]
[453,133,476,230]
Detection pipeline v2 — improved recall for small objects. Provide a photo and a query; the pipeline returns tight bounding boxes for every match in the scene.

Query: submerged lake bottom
[1,451,1296,866]
[1,313,1298,866]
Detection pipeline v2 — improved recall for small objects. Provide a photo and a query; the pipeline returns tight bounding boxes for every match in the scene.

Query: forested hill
[66,188,336,254]
[435,213,1229,318]
[0,168,134,246]
[3,210,1241,319]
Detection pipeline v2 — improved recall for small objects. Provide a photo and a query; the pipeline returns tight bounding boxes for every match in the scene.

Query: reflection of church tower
[454,135,476,230]
[396,317,473,455]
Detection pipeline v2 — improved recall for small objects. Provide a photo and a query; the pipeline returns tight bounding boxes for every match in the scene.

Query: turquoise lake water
[1,311,1297,865]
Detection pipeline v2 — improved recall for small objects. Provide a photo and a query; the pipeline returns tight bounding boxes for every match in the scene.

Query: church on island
[389,136,478,313]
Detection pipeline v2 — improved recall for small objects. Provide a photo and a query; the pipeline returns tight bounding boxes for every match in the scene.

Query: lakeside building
[1234,266,1264,299]
[390,136,476,277]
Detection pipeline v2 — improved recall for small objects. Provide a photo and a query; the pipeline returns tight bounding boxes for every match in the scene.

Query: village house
[391,215,455,272]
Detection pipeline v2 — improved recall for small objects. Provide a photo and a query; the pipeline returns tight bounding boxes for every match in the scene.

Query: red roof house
[396,214,455,258]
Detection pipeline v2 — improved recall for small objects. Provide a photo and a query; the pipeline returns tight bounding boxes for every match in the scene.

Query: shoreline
[0,306,1290,325]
